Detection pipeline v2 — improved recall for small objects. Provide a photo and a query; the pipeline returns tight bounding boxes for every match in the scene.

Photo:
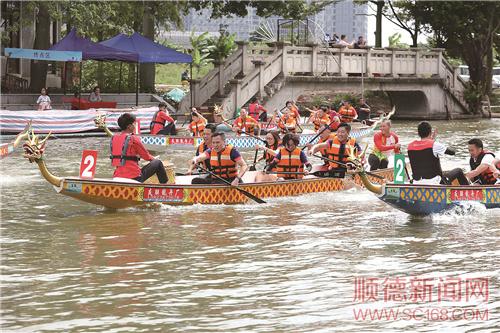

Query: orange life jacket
[196,140,211,170]
[210,144,238,179]
[276,147,304,179]
[338,106,357,123]
[234,116,256,134]
[110,133,139,167]
[278,115,297,133]
[313,114,331,131]
[326,136,357,169]
[470,150,498,185]
[189,119,206,137]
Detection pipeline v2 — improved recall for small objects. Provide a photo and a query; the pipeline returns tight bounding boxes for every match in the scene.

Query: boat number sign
[393,154,406,184]
[80,150,98,179]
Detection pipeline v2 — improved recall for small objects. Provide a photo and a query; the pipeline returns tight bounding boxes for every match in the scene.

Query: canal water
[1,119,499,332]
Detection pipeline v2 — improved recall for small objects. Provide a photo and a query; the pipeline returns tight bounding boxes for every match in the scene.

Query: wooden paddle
[249,148,260,171]
[196,165,266,204]
[300,118,339,151]
[312,154,385,179]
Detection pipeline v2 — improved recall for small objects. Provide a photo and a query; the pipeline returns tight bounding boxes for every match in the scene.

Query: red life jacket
[470,150,497,185]
[408,139,442,180]
[110,133,140,167]
[150,110,170,134]
[248,103,259,121]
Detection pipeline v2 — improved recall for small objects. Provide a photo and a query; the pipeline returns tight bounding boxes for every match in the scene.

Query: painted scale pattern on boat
[139,127,374,149]
[61,168,394,207]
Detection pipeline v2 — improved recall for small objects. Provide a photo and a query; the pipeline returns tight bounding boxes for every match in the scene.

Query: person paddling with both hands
[110,113,168,183]
[150,102,176,135]
[253,131,282,182]
[189,132,248,186]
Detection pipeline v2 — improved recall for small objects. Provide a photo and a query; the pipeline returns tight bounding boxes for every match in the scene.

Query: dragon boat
[351,155,500,216]
[93,110,391,151]
[23,130,398,209]
[0,121,31,158]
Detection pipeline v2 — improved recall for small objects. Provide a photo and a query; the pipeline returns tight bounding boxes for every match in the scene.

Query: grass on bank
[155,63,214,86]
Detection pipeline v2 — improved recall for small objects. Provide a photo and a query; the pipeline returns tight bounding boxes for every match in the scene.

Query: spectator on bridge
[324,33,332,45]
[89,86,102,102]
[332,34,340,45]
[354,36,367,49]
[338,35,354,48]
[37,88,51,111]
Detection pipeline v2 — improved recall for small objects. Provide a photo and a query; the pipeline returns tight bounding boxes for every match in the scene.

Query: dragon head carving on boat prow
[94,114,113,137]
[346,144,384,195]
[213,104,223,117]
[371,106,396,129]
[94,114,107,129]
[22,129,51,163]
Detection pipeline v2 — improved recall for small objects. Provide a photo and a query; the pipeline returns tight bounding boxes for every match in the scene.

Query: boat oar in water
[312,154,384,179]
[196,165,266,204]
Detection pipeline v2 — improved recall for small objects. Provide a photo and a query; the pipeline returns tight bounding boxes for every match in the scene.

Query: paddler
[338,100,358,123]
[232,108,261,136]
[305,124,334,166]
[285,100,301,123]
[192,123,217,171]
[254,131,282,182]
[308,123,361,176]
[111,113,168,183]
[368,119,400,170]
[150,102,177,135]
[187,107,207,137]
[248,97,268,122]
[464,139,500,185]
[277,108,297,133]
[356,97,371,121]
[407,121,462,184]
[189,132,248,185]
[265,133,312,180]
[308,106,331,132]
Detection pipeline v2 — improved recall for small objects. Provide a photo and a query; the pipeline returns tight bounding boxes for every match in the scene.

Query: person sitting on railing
[188,108,208,137]
[353,36,367,49]
[37,88,51,111]
[89,86,102,102]
[338,34,354,48]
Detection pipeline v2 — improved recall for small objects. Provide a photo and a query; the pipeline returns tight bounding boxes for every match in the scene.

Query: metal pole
[361,53,364,99]
[190,63,193,108]
[118,62,122,94]
[79,61,83,110]
[135,62,139,106]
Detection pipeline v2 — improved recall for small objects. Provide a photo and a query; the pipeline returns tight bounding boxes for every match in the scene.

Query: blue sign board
[4,48,82,62]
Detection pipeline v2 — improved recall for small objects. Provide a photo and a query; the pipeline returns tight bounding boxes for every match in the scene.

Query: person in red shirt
[368,119,401,170]
[248,97,268,122]
[111,113,168,183]
[150,102,176,135]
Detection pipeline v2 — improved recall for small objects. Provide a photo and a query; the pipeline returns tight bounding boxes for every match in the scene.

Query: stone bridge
[179,42,470,120]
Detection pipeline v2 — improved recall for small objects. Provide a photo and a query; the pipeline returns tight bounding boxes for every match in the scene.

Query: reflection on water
[1,119,499,332]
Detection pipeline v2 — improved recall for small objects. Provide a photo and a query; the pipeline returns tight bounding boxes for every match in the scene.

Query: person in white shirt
[89,86,102,102]
[407,121,466,185]
[37,88,51,111]
[338,34,353,48]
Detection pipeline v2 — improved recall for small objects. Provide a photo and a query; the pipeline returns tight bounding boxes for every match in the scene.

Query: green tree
[413,1,500,112]
[189,32,214,77]
[207,32,237,64]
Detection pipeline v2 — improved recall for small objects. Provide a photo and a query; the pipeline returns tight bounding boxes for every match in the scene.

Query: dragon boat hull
[139,126,374,151]
[46,168,394,209]
[376,184,500,216]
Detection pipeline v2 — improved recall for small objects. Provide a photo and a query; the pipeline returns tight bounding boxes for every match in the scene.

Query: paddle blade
[238,188,266,204]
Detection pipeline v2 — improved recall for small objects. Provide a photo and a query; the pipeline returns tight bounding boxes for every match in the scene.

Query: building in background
[160,1,368,47]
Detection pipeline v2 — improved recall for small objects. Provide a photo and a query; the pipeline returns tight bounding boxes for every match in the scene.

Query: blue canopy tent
[100,32,192,105]
[49,28,139,107]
